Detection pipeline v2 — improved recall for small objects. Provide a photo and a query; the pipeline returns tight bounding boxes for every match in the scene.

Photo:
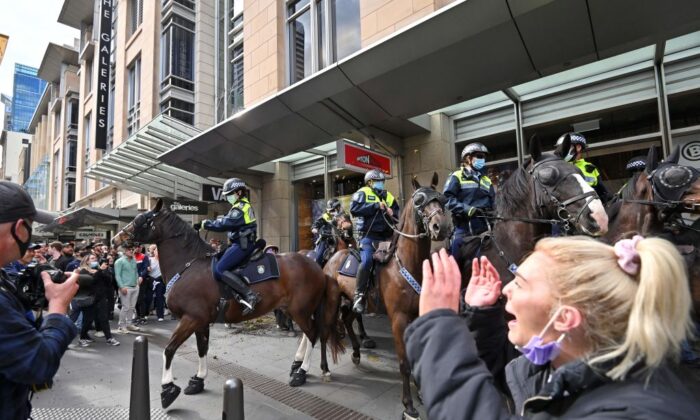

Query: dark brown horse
[455,135,609,284]
[324,172,451,420]
[113,199,344,409]
[604,146,700,316]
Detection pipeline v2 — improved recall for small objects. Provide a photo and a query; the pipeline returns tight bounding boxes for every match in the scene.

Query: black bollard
[130,336,150,420]
[222,378,244,420]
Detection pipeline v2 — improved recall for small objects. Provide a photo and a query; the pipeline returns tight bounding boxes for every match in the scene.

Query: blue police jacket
[350,186,399,239]
[443,167,495,228]
[203,198,258,245]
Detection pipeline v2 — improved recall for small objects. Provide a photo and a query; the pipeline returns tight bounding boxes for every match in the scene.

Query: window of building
[85,60,93,93]
[127,58,141,136]
[161,98,195,125]
[229,4,244,114]
[160,14,195,91]
[129,0,143,36]
[66,140,78,173]
[52,151,60,210]
[68,100,79,129]
[83,113,91,197]
[286,0,361,84]
[65,176,76,207]
[53,111,61,139]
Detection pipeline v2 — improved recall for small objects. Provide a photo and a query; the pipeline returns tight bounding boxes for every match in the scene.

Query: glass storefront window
[668,91,700,130]
[289,6,312,83]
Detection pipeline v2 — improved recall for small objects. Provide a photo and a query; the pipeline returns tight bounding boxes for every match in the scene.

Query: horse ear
[646,146,659,173]
[554,133,571,159]
[412,176,421,190]
[430,172,439,190]
[666,145,680,164]
[529,134,542,161]
[154,199,163,213]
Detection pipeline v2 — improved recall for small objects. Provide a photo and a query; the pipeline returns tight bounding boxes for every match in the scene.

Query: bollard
[222,378,244,420]
[130,336,150,420]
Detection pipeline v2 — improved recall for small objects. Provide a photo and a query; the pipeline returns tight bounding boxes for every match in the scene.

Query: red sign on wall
[336,140,393,176]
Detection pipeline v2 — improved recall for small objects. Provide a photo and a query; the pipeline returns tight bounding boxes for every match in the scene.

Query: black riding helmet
[326,198,341,212]
[222,177,246,195]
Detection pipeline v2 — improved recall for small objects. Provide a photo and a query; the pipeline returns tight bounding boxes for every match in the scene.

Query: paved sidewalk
[31,313,426,419]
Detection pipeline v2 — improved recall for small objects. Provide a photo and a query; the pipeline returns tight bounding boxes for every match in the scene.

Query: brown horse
[323,172,451,419]
[604,146,700,316]
[455,135,609,284]
[298,216,356,266]
[113,199,344,409]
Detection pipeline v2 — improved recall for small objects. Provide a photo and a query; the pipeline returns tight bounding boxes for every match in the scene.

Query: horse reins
[382,189,447,239]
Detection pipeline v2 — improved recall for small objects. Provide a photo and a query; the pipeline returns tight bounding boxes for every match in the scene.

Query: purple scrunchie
[614,235,643,276]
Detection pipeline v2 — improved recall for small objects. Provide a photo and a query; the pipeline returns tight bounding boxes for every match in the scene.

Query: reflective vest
[452,170,492,193]
[574,159,600,187]
[359,186,396,208]
[322,212,333,223]
[236,198,256,225]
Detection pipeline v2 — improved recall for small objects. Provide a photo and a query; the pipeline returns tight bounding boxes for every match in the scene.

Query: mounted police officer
[310,199,343,266]
[443,142,495,256]
[556,132,612,203]
[350,169,399,313]
[202,178,260,315]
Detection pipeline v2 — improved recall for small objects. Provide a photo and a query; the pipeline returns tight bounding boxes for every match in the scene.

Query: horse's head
[648,146,700,214]
[534,135,608,236]
[113,199,166,246]
[410,172,451,241]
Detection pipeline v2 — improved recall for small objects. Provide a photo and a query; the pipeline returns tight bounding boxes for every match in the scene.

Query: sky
[0,0,79,130]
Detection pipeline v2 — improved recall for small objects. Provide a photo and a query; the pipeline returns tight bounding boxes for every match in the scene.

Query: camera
[15,263,92,310]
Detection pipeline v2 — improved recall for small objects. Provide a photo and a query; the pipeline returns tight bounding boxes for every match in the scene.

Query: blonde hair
[535,236,693,380]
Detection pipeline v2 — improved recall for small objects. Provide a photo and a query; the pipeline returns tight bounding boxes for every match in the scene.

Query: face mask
[473,158,486,170]
[564,149,575,162]
[515,308,567,365]
[373,181,385,191]
[90,261,99,269]
[10,220,32,257]
[227,194,239,205]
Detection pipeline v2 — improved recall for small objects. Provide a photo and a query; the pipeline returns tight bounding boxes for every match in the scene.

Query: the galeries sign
[95,0,113,149]
[161,198,209,215]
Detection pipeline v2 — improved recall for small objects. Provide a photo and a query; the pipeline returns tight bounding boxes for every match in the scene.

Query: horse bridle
[528,158,599,234]
[383,188,447,239]
[624,165,699,211]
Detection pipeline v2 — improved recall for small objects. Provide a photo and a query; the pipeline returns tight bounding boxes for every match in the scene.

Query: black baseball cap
[28,243,42,250]
[0,181,56,225]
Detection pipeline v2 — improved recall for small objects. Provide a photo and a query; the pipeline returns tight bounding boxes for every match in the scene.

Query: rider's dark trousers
[450,225,487,256]
[313,240,328,266]
[215,242,249,278]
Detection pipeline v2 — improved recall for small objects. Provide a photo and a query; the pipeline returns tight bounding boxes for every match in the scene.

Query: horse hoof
[183,376,205,395]
[161,382,181,409]
[321,371,332,383]
[289,361,302,377]
[402,408,420,420]
[289,368,307,387]
[362,338,376,349]
[352,353,361,365]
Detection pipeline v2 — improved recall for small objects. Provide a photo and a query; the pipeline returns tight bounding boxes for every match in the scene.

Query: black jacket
[405,309,700,419]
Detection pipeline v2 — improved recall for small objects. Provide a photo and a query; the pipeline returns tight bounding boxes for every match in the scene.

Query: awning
[160,0,700,178]
[38,207,140,233]
[85,115,223,200]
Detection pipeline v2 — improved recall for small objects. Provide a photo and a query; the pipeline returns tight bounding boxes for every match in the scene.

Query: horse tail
[315,274,345,363]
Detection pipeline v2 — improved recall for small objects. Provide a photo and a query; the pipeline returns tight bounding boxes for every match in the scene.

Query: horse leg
[391,314,419,420]
[356,314,376,349]
[161,315,199,408]
[340,304,361,365]
[184,325,209,395]
[289,334,307,376]
[290,334,314,387]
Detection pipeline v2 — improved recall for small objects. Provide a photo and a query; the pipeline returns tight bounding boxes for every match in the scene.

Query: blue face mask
[473,158,486,170]
[373,181,385,191]
[90,261,99,269]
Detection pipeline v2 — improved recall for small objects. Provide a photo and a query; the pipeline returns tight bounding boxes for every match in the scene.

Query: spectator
[70,255,99,347]
[47,241,63,264]
[135,245,152,324]
[114,246,142,334]
[0,180,78,419]
[86,254,119,346]
[148,245,165,321]
[3,243,40,280]
[54,243,76,272]
[407,242,700,419]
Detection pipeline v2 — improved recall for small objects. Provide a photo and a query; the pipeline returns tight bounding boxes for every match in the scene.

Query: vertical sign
[95,0,112,149]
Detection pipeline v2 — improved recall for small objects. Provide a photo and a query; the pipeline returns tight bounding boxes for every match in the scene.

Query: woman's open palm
[464,256,501,307]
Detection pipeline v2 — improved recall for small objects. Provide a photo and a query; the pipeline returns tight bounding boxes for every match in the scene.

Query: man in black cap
[3,243,41,280]
[0,181,79,420]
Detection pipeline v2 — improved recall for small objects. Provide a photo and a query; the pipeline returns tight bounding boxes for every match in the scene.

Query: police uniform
[204,197,257,278]
[443,167,495,255]
[311,211,336,266]
[573,158,611,203]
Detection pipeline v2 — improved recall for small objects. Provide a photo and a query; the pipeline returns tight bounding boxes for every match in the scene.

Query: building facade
[0,130,31,183]
[0,94,11,130]
[10,64,47,133]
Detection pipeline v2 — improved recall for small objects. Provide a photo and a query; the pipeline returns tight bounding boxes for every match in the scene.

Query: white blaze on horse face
[197,355,208,379]
[162,352,174,385]
[572,174,608,234]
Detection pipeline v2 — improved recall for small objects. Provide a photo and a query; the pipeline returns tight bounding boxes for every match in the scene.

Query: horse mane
[158,209,214,256]
[495,166,533,216]
[619,172,642,200]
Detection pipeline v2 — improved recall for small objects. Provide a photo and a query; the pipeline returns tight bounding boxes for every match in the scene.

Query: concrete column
[401,113,454,198]
[261,162,292,252]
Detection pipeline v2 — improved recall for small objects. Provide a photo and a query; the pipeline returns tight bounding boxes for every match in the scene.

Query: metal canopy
[85,115,221,200]
[38,207,140,233]
[160,0,700,178]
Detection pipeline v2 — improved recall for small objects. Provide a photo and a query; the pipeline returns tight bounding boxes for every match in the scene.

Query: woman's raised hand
[464,256,501,308]
[419,248,462,316]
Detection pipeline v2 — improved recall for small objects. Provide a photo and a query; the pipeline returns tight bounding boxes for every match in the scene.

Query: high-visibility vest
[574,159,600,187]
[452,170,492,192]
[359,186,396,207]
[235,198,256,225]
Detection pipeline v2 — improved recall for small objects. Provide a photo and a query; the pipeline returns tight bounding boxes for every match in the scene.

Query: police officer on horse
[202,178,260,315]
[443,142,495,256]
[350,169,399,314]
[556,132,612,203]
[310,199,344,266]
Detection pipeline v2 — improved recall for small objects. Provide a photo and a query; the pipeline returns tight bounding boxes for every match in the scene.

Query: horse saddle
[338,248,362,277]
[212,239,280,285]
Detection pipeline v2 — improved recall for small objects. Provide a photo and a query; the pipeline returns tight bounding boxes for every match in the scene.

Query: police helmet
[364,169,386,184]
[625,156,647,172]
[460,142,489,160]
[222,177,247,195]
[556,132,587,149]
[326,198,341,211]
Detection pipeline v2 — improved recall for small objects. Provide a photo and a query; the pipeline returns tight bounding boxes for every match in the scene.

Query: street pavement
[32,312,427,419]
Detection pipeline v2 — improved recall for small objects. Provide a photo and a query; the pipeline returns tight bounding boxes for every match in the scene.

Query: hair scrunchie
[614,235,643,276]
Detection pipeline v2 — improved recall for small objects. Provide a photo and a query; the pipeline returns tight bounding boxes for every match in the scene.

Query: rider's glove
[311,228,318,235]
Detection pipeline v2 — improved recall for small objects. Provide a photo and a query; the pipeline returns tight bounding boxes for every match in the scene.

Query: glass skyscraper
[10,64,46,132]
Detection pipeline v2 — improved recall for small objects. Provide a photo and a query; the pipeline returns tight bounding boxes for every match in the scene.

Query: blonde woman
[406,238,699,419]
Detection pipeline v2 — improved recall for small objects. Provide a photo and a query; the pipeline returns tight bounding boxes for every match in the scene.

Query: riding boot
[222,271,261,316]
[353,266,370,314]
